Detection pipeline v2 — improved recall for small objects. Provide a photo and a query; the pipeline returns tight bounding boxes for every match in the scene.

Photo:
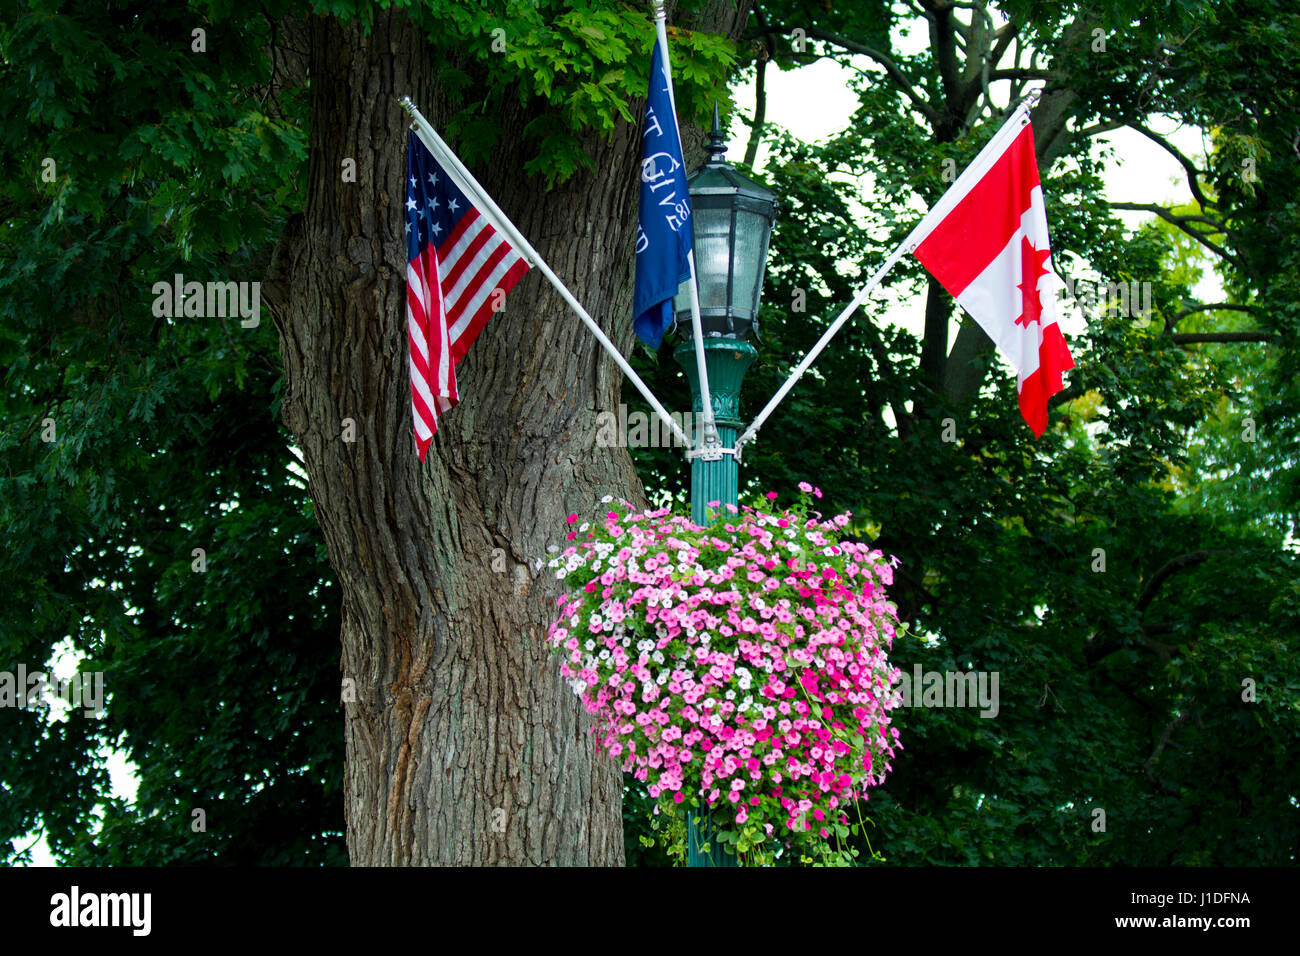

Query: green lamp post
[673,106,779,866]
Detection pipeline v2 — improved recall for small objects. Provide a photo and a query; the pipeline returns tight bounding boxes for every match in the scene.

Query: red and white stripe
[911,119,1075,437]
[407,207,529,460]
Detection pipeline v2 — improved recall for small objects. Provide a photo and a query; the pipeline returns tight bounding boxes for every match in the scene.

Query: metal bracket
[687,424,727,462]
[686,445,741,463]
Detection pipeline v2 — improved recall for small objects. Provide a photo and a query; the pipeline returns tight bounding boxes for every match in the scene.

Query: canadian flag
[910,115,1074,437]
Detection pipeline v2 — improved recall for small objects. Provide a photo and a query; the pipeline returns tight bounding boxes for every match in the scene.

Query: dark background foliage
[3,0,1295,865]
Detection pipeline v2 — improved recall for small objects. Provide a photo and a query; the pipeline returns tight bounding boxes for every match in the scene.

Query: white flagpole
[734,247,907,452]
[734,97,1037,453]
[399,96,694,451]
[652,3,720,453]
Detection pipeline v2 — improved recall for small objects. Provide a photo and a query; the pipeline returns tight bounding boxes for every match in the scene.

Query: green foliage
[622,783,677,866]
[625,0,1299,865]
[0,0,747,867]
[0,0,343,865]
[4,0,1296,869]
[370,0,737,184]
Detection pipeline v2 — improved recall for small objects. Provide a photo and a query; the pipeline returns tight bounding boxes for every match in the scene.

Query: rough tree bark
[268,3,749,865]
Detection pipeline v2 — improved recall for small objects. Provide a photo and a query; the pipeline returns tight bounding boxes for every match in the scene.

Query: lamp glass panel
[729,208,767,319]
[750,213,774,318]
[693,206,732,312]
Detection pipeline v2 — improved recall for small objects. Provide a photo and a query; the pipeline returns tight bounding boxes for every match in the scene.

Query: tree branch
[744,1,773,168]
[1168,332,1277,345]
[1167,301,1259,330]
[805,26,940,127]
[1136,549,1236,614]
[1086,550,1241,665]
[1075,119,1125,138]
[1110,203,1224,232]
[986,68,1050,81]
[744,45,767,167]
[1109,202,1243,268]
[988,19,1018,67]
[1047,378,1087,408]
[1145,707,1192,785]
[919,275,951,391]
[1124,121,1212,210]
[920,0,963,132]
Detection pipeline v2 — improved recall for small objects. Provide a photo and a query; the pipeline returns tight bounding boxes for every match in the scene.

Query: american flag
[405,131,530,460]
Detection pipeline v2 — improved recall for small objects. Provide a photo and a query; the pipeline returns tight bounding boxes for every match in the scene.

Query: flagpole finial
[397,96,421,130]
[651,1,667,21]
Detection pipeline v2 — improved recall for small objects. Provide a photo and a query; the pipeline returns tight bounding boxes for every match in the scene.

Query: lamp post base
[687,809,741,867]
[674,338,757,867]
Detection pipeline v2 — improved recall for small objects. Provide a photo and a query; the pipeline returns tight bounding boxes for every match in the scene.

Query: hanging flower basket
[545,486,905,865]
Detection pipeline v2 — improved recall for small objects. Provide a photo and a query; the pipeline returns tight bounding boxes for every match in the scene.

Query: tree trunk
[269,4,747,865]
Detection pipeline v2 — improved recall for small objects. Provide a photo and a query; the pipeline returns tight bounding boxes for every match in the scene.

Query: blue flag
[632,34,693,350]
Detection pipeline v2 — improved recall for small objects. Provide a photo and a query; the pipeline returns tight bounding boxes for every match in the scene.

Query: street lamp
[673,105,780,340]
[673,104,779,867]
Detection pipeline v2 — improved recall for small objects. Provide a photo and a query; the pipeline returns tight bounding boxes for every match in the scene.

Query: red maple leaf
[1015,235,1052,328]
